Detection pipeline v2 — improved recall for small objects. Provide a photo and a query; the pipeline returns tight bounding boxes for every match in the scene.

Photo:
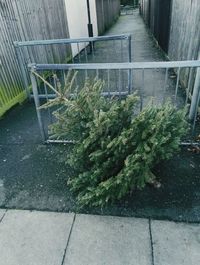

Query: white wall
[64,0,98,57]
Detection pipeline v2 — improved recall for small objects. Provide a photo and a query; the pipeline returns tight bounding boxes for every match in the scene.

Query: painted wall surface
[96,0,120,35]
[64,0,98,57]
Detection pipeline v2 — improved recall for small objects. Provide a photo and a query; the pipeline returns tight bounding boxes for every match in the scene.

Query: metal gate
[14,34,132,98]
[29,60,200,144]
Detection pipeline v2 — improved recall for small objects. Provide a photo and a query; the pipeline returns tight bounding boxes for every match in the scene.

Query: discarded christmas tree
[41,72,188,207]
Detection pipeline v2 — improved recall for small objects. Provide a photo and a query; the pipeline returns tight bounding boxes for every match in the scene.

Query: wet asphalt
[0,11,199,222]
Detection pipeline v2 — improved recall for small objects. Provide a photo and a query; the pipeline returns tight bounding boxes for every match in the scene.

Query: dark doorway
[150,0,172,53]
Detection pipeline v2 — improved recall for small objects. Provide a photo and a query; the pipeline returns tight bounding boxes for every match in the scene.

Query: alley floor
[0,209,200,265]
[0,12,200,222]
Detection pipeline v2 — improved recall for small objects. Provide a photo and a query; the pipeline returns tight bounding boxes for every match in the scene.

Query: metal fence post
[101,0,105,33]
[189,67,200,120]
[14,44,30,99]
[30,68,46,142]
[128,35,132,94]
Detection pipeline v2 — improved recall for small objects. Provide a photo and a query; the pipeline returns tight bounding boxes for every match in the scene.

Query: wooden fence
[95,0,120,35]
[139,0,200,91]
[0,0,25,117]
[0,0,70,117]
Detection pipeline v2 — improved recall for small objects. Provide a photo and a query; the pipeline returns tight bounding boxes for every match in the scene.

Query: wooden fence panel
[168,0,200,88]
[0,0,70,117]
[0,1,26,117]
[140,0,199,90]
[96,0,120,35]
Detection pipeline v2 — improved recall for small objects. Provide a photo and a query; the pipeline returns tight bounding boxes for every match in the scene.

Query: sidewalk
[0,209,199,265]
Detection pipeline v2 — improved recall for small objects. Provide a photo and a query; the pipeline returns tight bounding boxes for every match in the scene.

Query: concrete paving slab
[64,214,152,265]
[0,209,6,221]
[151,220,200,265]
[0,210,74,265]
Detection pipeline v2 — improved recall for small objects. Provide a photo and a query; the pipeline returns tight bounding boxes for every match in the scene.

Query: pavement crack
[0,209,7,223]
[149,219,155,265]
[61,213,76,265]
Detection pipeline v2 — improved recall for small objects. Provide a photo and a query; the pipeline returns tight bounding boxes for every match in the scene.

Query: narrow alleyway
[72,11,184,106]
[0,12,199,222]
[107,11,165,62]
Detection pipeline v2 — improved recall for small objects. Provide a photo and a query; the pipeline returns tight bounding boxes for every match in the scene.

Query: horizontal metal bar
[46,140,75,144]
[46,140,200,146]
[180,142,200,146]
[30,91,129,99]
[30,94,57,99]
[14,34,131,47]
[29,60,200,71]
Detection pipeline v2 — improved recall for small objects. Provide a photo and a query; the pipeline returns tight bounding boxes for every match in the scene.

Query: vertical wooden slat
[0,0,70,117]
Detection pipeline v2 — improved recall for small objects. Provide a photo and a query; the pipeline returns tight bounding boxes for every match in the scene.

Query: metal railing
[14,34,132,98]
[29,60,200,144]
